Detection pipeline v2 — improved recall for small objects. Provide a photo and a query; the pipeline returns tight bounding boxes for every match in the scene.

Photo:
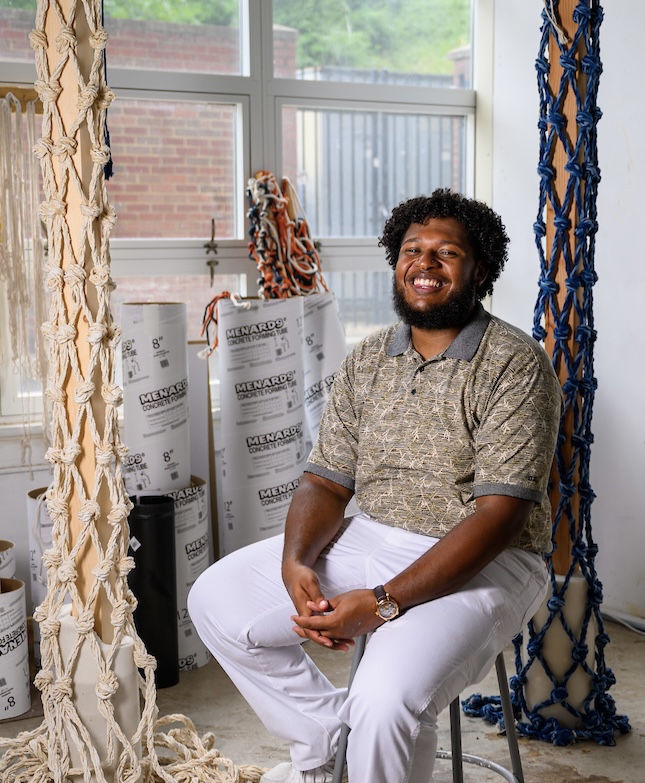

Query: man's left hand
[290,588,383,648]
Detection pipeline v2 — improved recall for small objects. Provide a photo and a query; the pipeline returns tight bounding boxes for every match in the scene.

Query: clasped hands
[284,562,383,651]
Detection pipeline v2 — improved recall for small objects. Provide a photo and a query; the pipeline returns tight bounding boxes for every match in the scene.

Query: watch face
[378,599,399,620]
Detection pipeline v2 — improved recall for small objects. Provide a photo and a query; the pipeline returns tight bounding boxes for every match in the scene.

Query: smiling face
[392,217,487,332]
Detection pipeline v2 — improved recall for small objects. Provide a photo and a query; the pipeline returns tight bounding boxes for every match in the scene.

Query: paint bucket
[0,578,31,719]
[0,541,16,579]
[121,302,191,493]
[166,475,212,671]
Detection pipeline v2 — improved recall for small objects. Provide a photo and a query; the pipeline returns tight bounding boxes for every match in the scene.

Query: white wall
[491,0,645,620]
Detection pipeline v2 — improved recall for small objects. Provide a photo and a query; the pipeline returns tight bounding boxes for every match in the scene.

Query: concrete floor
[0,619,641,782]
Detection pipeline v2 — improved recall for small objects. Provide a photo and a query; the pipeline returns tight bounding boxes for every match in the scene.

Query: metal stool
[332,636,524,783]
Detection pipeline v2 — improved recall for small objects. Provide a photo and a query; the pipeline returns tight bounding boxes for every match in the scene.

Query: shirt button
[419,365,425,372]
[411,389,417,395]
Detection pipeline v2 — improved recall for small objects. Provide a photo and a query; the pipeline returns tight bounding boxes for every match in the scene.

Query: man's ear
[474,260,488,289]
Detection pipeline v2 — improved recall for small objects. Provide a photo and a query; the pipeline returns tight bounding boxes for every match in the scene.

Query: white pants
[188,514,548,783]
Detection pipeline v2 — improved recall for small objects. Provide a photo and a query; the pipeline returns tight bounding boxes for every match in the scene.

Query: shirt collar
[386,302,491,361]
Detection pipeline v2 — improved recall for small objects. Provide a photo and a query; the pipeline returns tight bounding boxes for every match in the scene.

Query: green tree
[273,0,470,75]
[104,0,238,26]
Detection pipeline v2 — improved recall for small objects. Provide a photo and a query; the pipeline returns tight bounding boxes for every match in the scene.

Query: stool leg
[332,635,367,783]
[495,653,524,783]
[449,697,464,783]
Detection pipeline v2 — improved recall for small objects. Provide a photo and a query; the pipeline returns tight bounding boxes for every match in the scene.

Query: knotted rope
[463,0,630,746]
[0,3,265,780]
[247,172,328,299]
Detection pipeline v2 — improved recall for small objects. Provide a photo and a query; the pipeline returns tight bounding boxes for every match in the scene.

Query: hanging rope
[463,0,630,746]
[0,3,265,781]
[200,291,251,358]
[0,93,49,468]
[247,171,328,299]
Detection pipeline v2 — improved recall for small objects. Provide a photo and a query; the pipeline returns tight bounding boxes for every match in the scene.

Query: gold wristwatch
[373,584,400,621]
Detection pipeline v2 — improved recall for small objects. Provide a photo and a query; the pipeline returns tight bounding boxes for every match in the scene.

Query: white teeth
[413,277,442,289]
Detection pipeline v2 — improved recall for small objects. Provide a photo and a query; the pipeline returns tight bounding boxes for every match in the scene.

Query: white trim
[473,0,495,205]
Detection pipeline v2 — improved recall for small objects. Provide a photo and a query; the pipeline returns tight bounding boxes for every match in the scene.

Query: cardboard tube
[0,541,16,579]
[0,579,30,719]
[523,574,596,728]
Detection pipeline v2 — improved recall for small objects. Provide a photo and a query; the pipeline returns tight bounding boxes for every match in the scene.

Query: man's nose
[417,250,439,269]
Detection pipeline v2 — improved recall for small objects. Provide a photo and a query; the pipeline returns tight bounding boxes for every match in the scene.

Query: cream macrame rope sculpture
[0,3,264,782]
[0,92,49,465]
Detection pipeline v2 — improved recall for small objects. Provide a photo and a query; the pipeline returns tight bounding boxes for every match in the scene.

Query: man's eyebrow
[400,236,465,246]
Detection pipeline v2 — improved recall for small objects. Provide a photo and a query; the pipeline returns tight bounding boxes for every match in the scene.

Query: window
[0,0,479,422]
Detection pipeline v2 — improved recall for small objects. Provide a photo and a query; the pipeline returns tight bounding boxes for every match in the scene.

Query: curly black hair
[378,189,510,300]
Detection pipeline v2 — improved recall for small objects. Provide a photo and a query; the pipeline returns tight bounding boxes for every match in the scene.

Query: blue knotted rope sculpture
[463,0,630,746]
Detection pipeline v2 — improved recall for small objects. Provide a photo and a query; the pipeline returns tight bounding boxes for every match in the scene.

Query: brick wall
[1,10,298,241]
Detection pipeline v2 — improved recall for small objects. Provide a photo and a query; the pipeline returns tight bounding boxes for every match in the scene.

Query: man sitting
[189,189,562,783]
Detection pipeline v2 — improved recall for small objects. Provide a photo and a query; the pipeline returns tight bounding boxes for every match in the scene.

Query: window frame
[0,0,491,430]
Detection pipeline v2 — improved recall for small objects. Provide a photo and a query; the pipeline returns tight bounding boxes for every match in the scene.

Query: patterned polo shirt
[305,303,562,554]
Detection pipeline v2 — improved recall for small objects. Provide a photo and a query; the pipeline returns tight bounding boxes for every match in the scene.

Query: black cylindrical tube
[128,495,179,688]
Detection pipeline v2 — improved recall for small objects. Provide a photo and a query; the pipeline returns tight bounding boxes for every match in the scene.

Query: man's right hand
[282,560,353,651]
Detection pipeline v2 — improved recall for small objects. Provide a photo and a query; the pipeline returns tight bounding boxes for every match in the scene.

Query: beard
[392,276,479,331]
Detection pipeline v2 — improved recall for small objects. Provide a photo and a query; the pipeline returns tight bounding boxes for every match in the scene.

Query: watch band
[373,584,387,602]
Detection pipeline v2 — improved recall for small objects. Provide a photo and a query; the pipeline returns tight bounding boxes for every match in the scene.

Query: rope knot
[87,322,107,344]
[45,385,66,406]
[550,686,569,704]
[547,595,565,612]
[56,25,77,54]
[52,135,78,159]
[78,84,99,112]
[117,556,136,578]
[79,499,101,523]
[80,200,102,220]
[89,264,113,288]
[107,324,122,347]
[39,197,66,220]
[34,668,54,692]
[61,442,82,465]
[74,380,96,404]
[90,145,111,166]
[33,136,53,159]
[114,442,130,465]
[40,618,62,640]
[46,266,65,291]
[110,600,131,630]
[53,676,74,702]
[108,500,131,524]
[34,78,62,103]
[95,445,114,465]
[32,604,49,624]
[97,87,116,110]
[75,610,97,636]
[29,29,48,50]
[134,651,157,670]
[102,383,123,407]
[96,670,119,700]
[64,263,86,289]
[92,558,113,582]
[89,29,109,50]
[57,559,78,584]
[45,495,68,518]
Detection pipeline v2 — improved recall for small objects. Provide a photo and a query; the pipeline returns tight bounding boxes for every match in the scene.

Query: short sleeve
[473,356,562,502]
[305,351,360,491]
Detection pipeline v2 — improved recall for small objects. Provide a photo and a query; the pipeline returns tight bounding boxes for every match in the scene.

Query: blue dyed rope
[464,0,630,746]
